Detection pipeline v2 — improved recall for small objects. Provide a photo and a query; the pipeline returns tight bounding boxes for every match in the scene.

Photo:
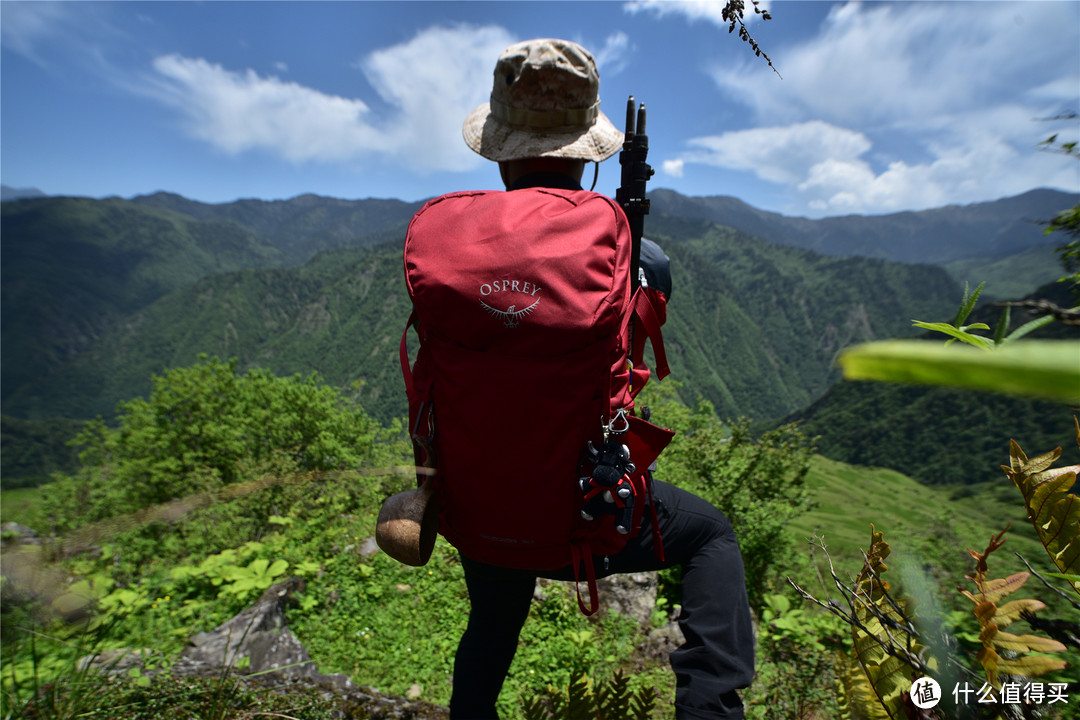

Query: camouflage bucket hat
[463,38,623,163]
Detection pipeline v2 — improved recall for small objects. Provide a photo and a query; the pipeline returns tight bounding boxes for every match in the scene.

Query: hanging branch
[721,0,781,77]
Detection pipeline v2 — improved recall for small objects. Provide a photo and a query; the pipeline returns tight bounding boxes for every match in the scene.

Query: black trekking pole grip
[616,96,653,289]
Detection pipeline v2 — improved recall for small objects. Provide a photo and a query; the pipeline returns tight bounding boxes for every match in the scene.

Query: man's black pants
[449,480,756,719]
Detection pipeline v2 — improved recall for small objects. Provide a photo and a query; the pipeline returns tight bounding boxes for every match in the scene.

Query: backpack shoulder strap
[631,289,669,381]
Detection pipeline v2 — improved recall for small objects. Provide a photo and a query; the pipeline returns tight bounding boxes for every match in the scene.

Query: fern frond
[629,685,657,719]
[567,673,595,720]
[595,670,630,719]
[960,527,1069,687]
[521,695,550,720]
[848,527,923,719]
[547,684,566,719]
[1002,421,1080,597]
[835,648,890,720]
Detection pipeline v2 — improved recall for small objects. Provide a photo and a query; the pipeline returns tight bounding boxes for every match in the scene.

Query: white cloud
[144,24,515,172]
[685,121,871,186]
[675,1,1079,214]
[360,24,515,172]
[150,55,383,163]
[678,119,1077,215]
[593,31,631,76]
[1,1,73,67]
[663,158,685,178]
[711,2,1078,127]
[0,1,123,73]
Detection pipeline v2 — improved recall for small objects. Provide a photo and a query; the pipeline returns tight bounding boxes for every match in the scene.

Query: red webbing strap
[570,542,600,616]
[632,290,669,380]
[399,311,417,399]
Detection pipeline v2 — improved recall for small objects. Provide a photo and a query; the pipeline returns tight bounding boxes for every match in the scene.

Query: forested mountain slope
[646,214,962,420]
[5,188,1065,419]
[3,187,1068,436]
[0,196,285,402]
[786,280,1080,485]
[4,217,960,426]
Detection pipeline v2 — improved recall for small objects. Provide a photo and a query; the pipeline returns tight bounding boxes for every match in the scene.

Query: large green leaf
[837,340,1080,406]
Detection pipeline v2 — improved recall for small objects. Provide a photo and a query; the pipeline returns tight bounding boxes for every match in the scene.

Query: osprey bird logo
[479,297,540,328]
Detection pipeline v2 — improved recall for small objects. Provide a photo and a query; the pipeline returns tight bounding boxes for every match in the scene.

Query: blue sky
[2,1,1078,218]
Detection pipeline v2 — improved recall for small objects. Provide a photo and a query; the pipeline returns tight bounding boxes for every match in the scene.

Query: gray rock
[169,577,448,718]
[641,619,686,666]
[181,577,313,679]
[1,522,40,547]
[359,536,381,557]
[596,571,659,625]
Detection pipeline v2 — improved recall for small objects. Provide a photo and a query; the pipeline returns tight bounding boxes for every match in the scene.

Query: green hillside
[2,188,1070,497]
[3,217,960,427]
[792,454,1046,574]
[0,416,84,491]
[2,242,408,423]
[0,196,286,402]
[791,381,1078,486]
[2,350,1074,717]
[651,214,961,420]
[945,243,1063,300]
[0,447,1062,716]
[788,280,1080,486]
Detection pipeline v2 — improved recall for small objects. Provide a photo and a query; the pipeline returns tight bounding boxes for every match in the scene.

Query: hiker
[442,38,756,719]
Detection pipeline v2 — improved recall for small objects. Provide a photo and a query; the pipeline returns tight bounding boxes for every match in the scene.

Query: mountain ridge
[0,185,47,201]
[649,187,1076,265]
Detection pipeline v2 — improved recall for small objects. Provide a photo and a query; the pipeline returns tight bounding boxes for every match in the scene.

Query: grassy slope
[788,455,1045,578]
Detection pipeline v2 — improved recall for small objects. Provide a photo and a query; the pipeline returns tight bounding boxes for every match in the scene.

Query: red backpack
[399,187,673,614]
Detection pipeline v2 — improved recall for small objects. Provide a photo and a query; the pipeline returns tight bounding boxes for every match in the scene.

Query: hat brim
[463,102,624,163]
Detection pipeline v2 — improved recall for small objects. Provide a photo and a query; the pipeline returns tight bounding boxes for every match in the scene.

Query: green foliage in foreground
[804,279,1080,719]
[797,279,1079,486]
[10,353,1074,719]
[840,280,1079,405]
[37,356,406,533]
[4,630,343,720]
[1,358,824,718]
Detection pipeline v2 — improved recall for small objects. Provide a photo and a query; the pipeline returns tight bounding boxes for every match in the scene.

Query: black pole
[616,96,653,290]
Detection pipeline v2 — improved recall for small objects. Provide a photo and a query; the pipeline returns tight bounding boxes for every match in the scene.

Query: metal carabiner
[603,407,630,438]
